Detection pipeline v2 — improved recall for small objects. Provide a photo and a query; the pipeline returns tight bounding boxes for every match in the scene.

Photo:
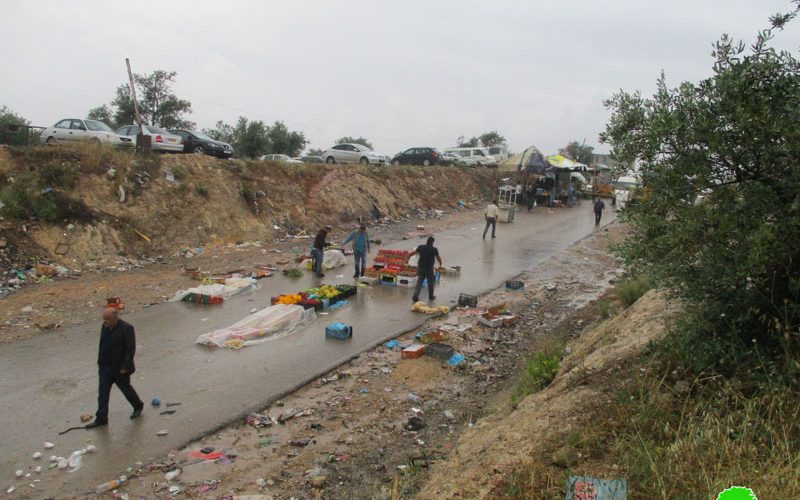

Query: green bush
[601,12,800,377]
[616,276,651,308]
[511,346,562,407]
[37,161,79,189]
[195,184,209,198]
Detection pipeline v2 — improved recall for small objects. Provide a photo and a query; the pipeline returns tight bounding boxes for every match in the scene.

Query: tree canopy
[600,7,800,376]
[88,69,194,130]
[457,131,506,148]
[560,141,594,165]
[335,136,373,149]
[203,117,307,158]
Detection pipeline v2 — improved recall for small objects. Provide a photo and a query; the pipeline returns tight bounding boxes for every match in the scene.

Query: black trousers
[413,268,436,301]
[595,211,602,225]
[483,217,497,238]
[96,367,143,422]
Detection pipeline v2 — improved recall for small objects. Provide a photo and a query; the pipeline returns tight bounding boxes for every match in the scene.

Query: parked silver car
[40,118,133,147]
[322,143,385,165]
[115,125,183,153]
[260,154,303,164]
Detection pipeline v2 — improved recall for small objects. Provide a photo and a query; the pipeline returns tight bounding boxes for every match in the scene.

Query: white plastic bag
[170,276,257,302]
[195,304,315,349]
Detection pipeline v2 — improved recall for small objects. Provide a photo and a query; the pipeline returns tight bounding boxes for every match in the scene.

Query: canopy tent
[545,154,588,172]
[516,145,550,175]
[570,172,588,184]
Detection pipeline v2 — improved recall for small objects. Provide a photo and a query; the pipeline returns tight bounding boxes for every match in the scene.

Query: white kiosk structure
[497,184,517,222]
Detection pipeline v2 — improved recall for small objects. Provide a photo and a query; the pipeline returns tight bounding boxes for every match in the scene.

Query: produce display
[273,293,304,305]
[412,301,450,315]
[308,285,343,300]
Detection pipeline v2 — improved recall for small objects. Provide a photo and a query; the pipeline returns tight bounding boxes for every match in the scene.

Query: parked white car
[115,125,183,153]
[41,118,133,147]
[444,147,497,167]
[260,154,303,164]
[322,143,385,165]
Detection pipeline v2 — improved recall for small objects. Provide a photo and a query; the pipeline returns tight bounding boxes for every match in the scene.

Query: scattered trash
[196,480,220,493]
[43,442,55,449]
[407,393,420,402]
[168,485,181,495]
[200,446,215,454]
[385,339,400,349]
[151,397,161,407]
[447,353,466,367]
[426,342,455,362]
[5,486,15,494]
[34,466,41,473]
[164,469,181,481]
[277,408,313,424]
[444,410,455,420]
[190,450,224,460]
[289,438,311,447]
[404,416,425,431]
[32,452,42,460]
[156,429,169,436]
[15,470,23,478]
[160,410,176,415]
[505,280,524,290]
[246,413,275,428]
[401,344,426,359]
[80,414,92,423]
[166,402,181,407]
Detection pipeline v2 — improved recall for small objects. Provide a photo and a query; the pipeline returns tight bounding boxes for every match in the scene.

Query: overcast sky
[2,0,799,155]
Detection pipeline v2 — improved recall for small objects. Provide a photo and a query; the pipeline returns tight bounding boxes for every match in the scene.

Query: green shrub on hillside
[616,276,651,308]
[511,345,562,407]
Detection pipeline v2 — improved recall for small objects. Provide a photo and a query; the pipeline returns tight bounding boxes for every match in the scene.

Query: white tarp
[195,304,316,349]
[301,249,347,271]
[170,276,257,302]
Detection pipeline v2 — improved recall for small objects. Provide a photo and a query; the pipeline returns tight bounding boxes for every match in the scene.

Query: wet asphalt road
[0,204,614,496]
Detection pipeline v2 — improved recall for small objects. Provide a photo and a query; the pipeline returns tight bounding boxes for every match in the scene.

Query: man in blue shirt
[343,224,371,278]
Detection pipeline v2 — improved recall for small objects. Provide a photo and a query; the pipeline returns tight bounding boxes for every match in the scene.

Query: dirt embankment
[0,145,498,272]
[418,289,683,498]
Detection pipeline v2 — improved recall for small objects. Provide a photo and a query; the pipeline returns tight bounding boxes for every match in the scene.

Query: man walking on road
[593,198,606,226]
[483,200,499,239]
[86,308,144,428]
[343,223,371,278]
[407,236,443,303]
[311,225,332,278]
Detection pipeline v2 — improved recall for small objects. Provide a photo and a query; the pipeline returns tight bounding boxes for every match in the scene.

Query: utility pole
[126,58,150,151]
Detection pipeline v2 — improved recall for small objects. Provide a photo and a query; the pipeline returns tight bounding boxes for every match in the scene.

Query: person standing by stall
[407,236,443,303]
[526,184,536,211]
[311,225,333,278]
[483,199,499,239]
[343,223,371,278]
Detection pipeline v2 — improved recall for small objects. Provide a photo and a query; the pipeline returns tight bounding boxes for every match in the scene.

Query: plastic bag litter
[170,277,257,302]
[195,304,315,348]
[301,249,347,271]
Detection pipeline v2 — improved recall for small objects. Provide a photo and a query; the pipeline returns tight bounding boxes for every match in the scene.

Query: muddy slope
[0,146,498,271]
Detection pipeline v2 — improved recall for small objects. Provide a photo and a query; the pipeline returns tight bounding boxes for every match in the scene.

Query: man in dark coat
[406,236,443,303]
[593,197,606,226]
[86,308,144,428]
[311,225,333,278]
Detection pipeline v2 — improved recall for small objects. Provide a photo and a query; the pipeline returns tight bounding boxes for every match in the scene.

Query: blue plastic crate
[325,322,352,340]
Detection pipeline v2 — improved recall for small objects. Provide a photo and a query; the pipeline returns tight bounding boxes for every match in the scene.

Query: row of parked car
[317,144,498,167]
[39,118,235,158]
[39,118,499,168]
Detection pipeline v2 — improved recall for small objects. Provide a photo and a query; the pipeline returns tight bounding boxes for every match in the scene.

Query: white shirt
[485,203,499,218]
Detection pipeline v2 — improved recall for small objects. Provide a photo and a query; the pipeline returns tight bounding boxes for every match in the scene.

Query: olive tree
[600,6,800,375]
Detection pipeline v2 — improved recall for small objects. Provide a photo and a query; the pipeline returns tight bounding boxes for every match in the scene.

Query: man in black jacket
[86,308,144,428]
[406,236,443,303]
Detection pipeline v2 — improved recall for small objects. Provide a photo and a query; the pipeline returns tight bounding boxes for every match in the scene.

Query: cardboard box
[401,344,426,359]
[397,276,418,288]
[478,313,504,328]
[358,276,378,285]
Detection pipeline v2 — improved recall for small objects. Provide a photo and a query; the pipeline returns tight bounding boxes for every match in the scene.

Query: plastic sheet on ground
[195,304,316,349]
[300,249,347,271]
[170,277,257,302]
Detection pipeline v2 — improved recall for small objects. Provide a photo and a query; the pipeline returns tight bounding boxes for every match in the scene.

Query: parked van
[613,175,640,209]
[444,147,497,167]
[486,145,509,162]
